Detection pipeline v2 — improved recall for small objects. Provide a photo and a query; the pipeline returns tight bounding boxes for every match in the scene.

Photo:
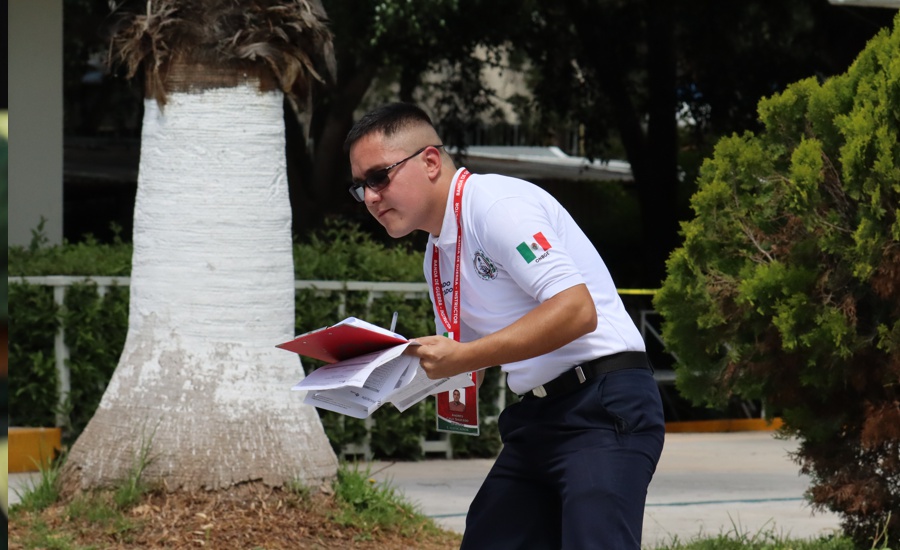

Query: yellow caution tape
[617,289,658,296]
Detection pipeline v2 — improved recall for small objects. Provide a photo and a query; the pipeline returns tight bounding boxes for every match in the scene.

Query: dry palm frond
[107,0,335,108]
[228,0,336,102]
[108,0,183,105]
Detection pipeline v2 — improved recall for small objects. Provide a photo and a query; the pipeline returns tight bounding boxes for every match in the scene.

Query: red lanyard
[431,169,471,342]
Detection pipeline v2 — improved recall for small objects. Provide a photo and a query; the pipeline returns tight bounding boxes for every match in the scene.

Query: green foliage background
[655,15,900,546]
[9,220,502,459]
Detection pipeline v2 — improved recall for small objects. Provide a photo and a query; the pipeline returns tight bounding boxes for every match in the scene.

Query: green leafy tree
[510,0,896,286]
[63,1,893,289]
[295,0,519,232]
[655,15,900,546]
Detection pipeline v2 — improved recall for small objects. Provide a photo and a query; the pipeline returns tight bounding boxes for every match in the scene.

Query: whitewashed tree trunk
[63,79,337,491]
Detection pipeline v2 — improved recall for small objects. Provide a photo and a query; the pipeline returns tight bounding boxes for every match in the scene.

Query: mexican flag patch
[516,232,552,263]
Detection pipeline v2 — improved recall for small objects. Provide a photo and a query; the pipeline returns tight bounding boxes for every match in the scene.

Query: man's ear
[423,145,443,180]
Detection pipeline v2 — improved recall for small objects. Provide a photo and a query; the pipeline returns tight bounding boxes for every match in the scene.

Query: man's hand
[406,335,472,379]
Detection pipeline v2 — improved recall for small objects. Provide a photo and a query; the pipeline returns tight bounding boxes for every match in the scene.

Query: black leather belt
[528,351,651,399]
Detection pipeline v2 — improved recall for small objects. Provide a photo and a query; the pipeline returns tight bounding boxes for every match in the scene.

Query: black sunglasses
[349,144,443,202]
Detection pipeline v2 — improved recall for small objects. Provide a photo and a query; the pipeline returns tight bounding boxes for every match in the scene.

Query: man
[448,388,466,413]
[345,102,665,549]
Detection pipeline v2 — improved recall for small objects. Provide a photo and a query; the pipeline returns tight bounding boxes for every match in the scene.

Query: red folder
[277,323,407,363]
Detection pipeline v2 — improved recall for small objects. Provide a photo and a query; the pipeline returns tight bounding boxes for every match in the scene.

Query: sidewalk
[363,432,843,547]
[8,432,843,547]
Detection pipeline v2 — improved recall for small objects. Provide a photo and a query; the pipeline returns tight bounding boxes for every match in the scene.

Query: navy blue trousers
[460,367,665,549]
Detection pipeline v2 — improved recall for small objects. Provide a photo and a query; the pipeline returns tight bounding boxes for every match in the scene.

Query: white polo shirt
[425,168,646,395]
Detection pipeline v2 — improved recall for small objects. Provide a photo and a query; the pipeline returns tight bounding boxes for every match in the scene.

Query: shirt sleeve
[475,194,585,303]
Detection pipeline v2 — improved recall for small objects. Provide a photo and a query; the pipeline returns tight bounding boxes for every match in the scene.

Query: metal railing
[9,276,666,458]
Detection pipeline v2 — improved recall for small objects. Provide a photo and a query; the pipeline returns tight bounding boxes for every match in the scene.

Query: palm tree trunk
[63,69,337,491]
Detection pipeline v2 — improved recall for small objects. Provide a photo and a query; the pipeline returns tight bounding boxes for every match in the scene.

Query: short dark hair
[344,102,435,153]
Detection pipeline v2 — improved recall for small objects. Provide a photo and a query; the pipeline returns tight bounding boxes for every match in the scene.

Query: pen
[390,311,399,333]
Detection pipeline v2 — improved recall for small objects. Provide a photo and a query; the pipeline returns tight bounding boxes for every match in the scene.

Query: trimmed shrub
[9,219,503,459]
[655,15,900,546]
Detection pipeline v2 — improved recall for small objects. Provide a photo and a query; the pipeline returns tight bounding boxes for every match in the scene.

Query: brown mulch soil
[8,484,462,549]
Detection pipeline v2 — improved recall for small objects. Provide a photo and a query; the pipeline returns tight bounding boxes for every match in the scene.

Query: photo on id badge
[436,378,479,435]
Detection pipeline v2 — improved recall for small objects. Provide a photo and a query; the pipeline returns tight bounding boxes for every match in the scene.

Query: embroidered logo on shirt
[473,250,498,280]
[516,232,552,263]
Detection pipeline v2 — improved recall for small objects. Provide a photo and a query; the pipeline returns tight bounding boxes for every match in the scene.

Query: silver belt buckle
[575,365,586,383]
[532,385,547,398]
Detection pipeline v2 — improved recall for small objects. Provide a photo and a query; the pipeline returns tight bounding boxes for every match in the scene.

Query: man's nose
[364,185,383,204]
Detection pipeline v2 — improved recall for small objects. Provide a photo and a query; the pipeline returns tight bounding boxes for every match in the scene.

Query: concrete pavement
[8,432,843,547]
[363,432,843,547]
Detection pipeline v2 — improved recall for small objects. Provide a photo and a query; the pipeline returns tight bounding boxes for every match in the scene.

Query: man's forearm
[461,284,597,370]
[412,284,597,379]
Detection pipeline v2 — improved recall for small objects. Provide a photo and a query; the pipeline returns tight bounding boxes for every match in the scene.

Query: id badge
[436,372,479,436]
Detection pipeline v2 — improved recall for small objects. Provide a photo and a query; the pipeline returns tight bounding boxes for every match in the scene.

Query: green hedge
[9,219,503,459]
